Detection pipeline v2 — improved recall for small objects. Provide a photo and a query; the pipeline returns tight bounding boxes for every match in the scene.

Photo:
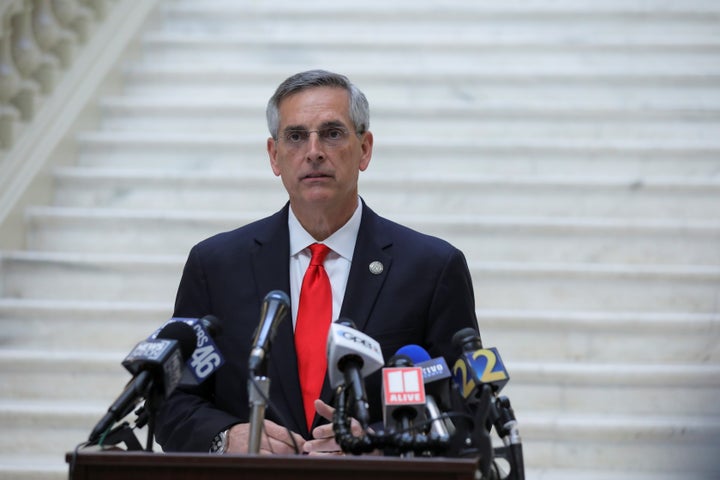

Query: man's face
[267,86,373,215]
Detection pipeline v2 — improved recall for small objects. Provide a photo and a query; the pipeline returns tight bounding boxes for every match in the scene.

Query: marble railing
[0,0,161,249]
[0,0,114,148]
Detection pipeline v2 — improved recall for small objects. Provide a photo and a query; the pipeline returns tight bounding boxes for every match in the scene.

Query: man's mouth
[303,172,331,180]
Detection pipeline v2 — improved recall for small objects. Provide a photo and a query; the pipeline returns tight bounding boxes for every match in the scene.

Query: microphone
[381,355,427,456]
[247,290,290,454]
[394,345,453,442]
[248,290,290,375]
[152,315,225,384]
[326,318,385,428]
[451,327,514,479]
[88,321,198,443]
[451,327,509,400]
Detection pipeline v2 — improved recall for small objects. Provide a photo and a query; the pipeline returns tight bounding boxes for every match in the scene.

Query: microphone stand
[247,372,270,454]
[492,396,525,480]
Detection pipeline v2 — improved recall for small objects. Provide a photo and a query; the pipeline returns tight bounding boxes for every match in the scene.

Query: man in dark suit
[155,70,479,455]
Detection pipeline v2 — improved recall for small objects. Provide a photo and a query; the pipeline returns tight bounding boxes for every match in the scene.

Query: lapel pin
[369,261,384,275]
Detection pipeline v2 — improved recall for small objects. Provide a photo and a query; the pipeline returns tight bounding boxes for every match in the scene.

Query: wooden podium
[67,450,479,480]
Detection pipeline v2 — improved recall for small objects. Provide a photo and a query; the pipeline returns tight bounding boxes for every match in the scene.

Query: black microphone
[452,327,514,479]
[88,321,197,443]
[452,327,509,400]
[248,290,290,375]
[163,315,225,385]
[326,318,384,429]
[247,290,290,453]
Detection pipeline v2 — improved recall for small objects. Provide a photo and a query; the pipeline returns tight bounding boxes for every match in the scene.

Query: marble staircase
[1,0,719,478]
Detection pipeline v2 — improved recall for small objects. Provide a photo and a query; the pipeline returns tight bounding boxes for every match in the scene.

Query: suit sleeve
[425,246,480,362]
[154,245,242,452]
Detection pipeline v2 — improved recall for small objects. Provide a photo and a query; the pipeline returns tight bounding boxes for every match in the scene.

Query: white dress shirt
[288,201,362,330]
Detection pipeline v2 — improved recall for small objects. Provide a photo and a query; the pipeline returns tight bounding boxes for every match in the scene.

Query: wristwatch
[209,429,229,454]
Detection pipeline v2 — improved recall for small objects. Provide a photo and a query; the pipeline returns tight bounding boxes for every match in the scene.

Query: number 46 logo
[190,345,223,379]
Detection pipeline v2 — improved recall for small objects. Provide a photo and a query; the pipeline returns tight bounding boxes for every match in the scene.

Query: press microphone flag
[89,321,198,443]
[327,318,384,428]
[151,315,224,383]
[451,327,510,400]
[451,327,522,479]
[395,344,453,398]
[382,356,427,430]
[326,319,385,389]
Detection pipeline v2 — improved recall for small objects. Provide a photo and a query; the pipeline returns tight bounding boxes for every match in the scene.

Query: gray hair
[266,69,370,140]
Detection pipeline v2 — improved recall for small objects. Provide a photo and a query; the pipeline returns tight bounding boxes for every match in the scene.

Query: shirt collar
[288,200,363,261]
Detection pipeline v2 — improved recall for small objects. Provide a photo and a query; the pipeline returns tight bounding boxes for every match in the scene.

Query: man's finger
[314,399,335,421]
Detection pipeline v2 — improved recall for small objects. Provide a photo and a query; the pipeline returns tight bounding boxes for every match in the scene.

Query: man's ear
[359,131,373,172]
[267,137,281,176]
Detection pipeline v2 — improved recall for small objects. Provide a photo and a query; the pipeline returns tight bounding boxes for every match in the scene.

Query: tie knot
[308,243,331,266]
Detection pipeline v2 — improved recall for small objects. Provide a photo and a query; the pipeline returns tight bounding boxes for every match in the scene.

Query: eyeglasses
[279,126,356,148]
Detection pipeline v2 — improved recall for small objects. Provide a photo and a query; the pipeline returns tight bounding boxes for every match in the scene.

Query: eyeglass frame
[276,121,366,148]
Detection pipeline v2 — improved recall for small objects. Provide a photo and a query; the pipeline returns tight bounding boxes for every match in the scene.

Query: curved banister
[0,0,162,248]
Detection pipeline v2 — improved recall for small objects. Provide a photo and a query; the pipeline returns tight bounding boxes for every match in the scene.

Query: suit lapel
[317,203,392,416]
[250,205,308,436]
[340,203,392,330]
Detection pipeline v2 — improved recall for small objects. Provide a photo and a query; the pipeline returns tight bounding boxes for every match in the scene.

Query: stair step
[0,400,102,453]
[0,455,67,480]
[521,413,720,473]
[3,251,718,311]
[0,299,170,350]
[503,363,720,416]
[52,167,720,220]
[1,299,716,363]
[0,251,182,303]
[142,28,720,51]
[97,96,720,141]
[163,0,720,17]
[24,207,720,265]
[74,131,720,177]
[163,0,719,14]
[158,1,720,45]
[2,398,718,472]
[98,95,720,123]
[124,62,720,86]
[118,79,720,114]
[526,470,720,480]
[480,310,720,364]
[0,352,129,402]
[130,45,720,79]
[2,348,718,416]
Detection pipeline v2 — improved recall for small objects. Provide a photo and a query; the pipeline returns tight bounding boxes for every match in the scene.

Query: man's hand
[302,400,342,455]
[226,420,305,455]
[303,399,374,455]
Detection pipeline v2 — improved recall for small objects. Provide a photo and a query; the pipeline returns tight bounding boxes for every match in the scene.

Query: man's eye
[324,128,344,140]
[287,131,305,142]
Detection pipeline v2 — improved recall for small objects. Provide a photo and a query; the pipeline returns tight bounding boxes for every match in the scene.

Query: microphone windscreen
[200,314,222,336]
[451,327,482,351]
[265,289,290,306]
[395,344,431,364]
[336,317,357,329]
[387,354,414,368]
[157,321,197,360]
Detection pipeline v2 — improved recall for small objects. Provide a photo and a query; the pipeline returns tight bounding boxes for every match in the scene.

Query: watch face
[210,431,227,453]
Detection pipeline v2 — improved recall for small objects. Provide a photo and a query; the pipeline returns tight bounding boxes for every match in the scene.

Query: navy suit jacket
[155,201,479,452]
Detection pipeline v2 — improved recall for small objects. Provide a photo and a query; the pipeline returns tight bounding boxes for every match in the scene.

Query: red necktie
[295,243,332,431]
